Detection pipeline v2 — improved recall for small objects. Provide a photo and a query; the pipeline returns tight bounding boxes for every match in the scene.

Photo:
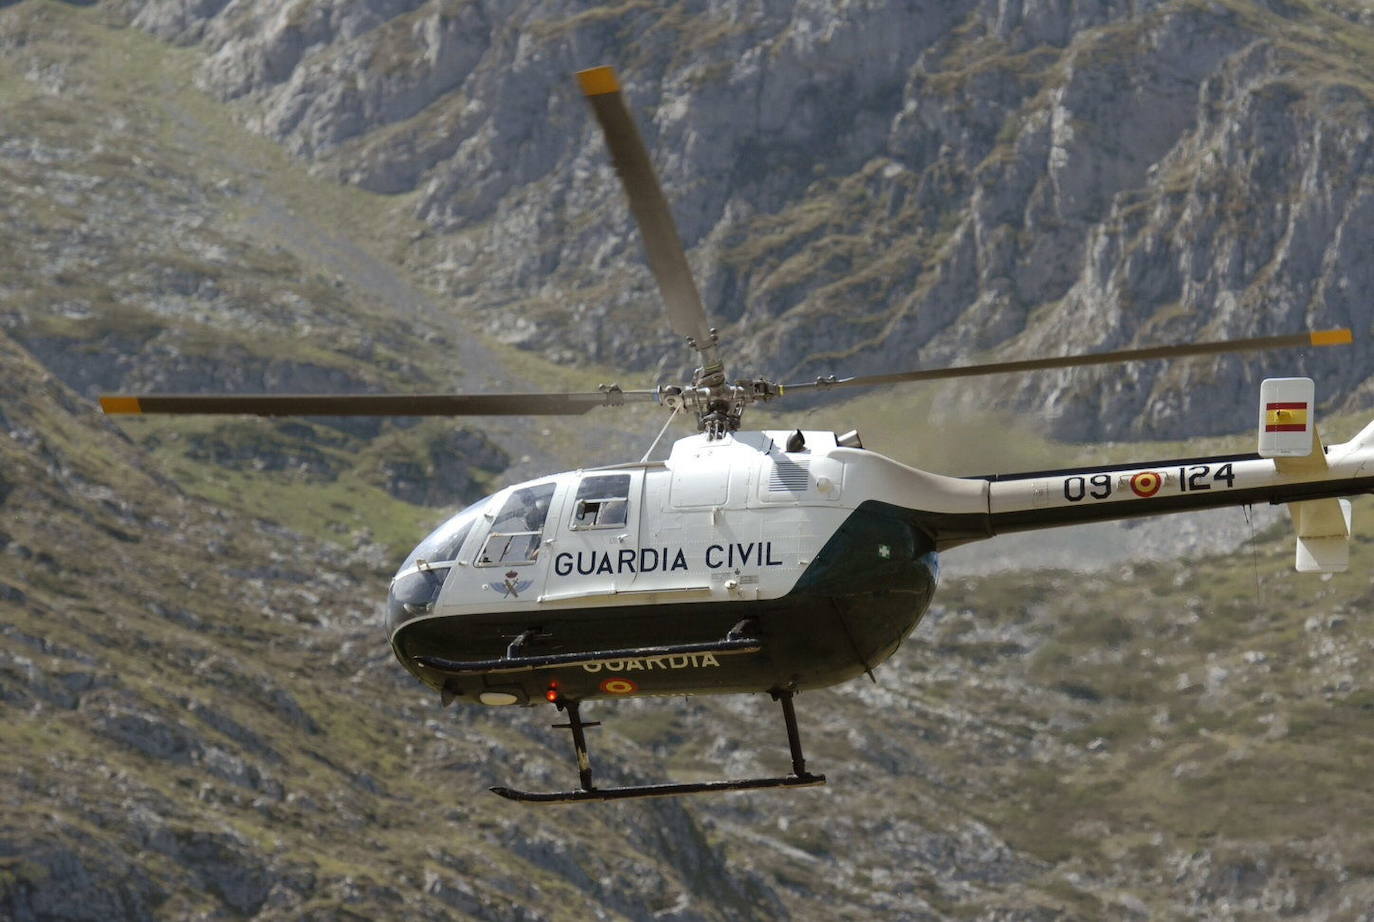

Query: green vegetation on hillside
[6,1,1374,919]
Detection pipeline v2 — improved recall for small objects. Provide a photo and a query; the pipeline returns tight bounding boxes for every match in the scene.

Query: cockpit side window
[570,474,630,530]
[475,483,556,567]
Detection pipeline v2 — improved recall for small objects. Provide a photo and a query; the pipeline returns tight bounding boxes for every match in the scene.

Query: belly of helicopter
[389,501,940,706]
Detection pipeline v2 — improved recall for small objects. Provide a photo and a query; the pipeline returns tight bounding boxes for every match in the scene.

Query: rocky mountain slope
[97,0,1374,440]
[0,328,784,921]
[7,1,1374,920]
[8,321,1374,920]
[0,0,672,556]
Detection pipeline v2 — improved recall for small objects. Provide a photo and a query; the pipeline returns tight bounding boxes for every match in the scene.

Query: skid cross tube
[489,688,826,804]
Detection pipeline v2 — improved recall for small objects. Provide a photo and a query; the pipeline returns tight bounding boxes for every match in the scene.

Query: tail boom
[980,451,1374,535]
[964,378,1374,572]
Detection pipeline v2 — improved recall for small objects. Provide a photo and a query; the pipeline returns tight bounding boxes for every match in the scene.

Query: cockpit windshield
[387,495,492,634]
[397,495,492,576]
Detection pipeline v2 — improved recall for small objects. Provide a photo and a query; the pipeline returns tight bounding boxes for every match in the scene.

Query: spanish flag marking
[1265,401,1308,432]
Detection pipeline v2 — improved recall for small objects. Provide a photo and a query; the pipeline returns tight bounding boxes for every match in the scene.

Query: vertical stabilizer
[1258,377,1316,458]
[1291,498,1352,573]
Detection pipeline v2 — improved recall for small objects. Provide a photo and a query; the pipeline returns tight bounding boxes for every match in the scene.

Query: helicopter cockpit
[385,494,492,635]
[386,482,565,635]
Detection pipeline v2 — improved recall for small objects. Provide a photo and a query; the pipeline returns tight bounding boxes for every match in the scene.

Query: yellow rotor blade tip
[576,66,620,97]
[1310,328,1353,346]
[100,396,143,415]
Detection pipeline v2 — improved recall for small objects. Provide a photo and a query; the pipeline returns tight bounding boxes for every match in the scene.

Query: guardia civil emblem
[489,570,533,599]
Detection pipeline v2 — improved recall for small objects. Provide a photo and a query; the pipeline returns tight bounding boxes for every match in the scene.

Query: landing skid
[491,774,824,803]
[491,689,826,804]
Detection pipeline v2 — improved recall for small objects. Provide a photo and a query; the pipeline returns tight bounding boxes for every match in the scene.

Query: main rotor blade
[782,329,1354,393]
[98,390,659,417]
[577,66,715,355]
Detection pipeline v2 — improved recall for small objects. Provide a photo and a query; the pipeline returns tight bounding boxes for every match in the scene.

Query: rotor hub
[658,365,783,438]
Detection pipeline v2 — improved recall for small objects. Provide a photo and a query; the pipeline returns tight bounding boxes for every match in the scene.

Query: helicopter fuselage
[388,414,1374,709]
[387,429,966,706]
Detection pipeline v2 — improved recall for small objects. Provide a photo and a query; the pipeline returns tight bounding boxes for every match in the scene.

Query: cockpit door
[544,470,644,600]
[468,481,559,605]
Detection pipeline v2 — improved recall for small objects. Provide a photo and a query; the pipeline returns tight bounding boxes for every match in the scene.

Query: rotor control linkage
[489,688,826,804]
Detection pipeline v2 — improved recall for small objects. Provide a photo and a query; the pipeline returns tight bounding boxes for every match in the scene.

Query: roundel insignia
[600,677,638,695]
[1130,471,1163,498]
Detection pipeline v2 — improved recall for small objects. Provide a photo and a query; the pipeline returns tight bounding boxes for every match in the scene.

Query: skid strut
[490,689,826,804]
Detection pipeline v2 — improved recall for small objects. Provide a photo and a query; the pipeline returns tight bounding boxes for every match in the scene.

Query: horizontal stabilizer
[1290,497,1351,573]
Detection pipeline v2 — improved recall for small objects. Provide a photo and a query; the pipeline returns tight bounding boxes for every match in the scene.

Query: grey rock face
[373,425,508,506]
[0,839,165,922]
[0,315,777,921]
[104,0,1374,438]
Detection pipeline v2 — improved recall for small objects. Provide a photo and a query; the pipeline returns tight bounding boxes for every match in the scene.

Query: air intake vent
[769,458,810,492]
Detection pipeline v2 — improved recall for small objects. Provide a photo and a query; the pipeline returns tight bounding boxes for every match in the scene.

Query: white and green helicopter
[102,67,1364,803]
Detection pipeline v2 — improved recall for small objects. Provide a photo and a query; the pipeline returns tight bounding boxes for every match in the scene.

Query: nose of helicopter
[385,564,451,636]
[384,496,492,636]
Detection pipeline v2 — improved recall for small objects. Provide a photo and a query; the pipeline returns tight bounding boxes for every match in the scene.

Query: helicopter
[100,66,1368,804]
